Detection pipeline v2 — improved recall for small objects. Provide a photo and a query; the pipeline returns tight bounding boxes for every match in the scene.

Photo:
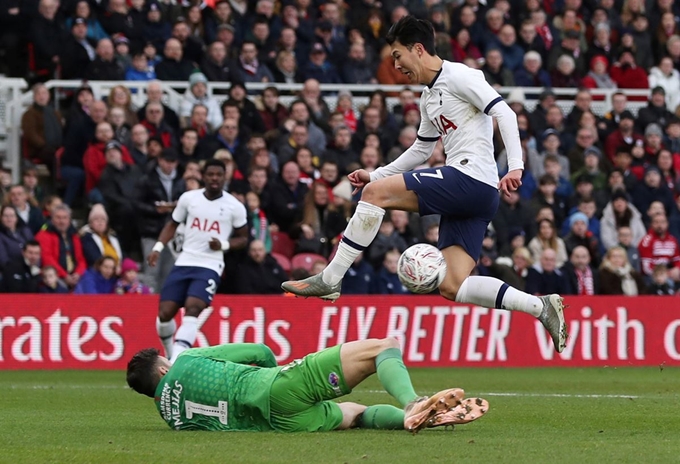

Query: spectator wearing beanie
[79,204,123,269]
[564,211,601,266]
[179,72,223,131]
[115,258,151,294]
[581,56,618,89]
[84,139,134,199]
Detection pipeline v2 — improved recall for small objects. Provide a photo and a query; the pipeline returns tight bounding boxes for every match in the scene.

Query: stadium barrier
[0,77,653,183]
[1,295,679,369]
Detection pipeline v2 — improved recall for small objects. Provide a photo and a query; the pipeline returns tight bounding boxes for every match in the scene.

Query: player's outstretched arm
[368,138,438,182]
[189,343,278,367]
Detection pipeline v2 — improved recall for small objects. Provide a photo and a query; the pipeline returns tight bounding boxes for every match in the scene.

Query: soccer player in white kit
[148,159,248,362]
[283,16,568,353]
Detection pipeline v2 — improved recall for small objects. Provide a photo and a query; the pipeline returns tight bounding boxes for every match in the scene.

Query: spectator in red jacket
[605,111,644,163]
[83,131,134,198]
[609,49,650,90]
[140,102,176,147]
[35,204,87,288]
[638,212,680,280]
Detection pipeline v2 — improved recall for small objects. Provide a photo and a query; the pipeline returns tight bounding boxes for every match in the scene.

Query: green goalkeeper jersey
[154,344,280,431]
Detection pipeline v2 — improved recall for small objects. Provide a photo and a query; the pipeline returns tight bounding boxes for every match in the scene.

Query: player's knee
[184,305,203,317]
[439,281,461,302]
[360,182,385,205]
[158,305,176,322]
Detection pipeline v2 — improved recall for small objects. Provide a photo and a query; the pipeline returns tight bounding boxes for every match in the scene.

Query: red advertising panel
[1,295,679,369]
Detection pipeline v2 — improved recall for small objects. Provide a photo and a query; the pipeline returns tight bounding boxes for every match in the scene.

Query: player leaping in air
[282,16,568,353]
[148,159,248,363]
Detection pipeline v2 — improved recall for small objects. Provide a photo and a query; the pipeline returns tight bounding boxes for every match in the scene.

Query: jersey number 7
[411,169,443,184]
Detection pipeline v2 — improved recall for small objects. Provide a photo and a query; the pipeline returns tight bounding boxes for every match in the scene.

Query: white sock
[156,318,176,358]
[322,201,385,286]
[170,316,199,363]
[454,276,543,317]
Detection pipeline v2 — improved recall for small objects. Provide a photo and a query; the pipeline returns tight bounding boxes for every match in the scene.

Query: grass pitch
[1,367,679,464]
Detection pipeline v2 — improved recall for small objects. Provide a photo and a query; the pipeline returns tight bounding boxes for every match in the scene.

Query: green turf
[1,367,678,464]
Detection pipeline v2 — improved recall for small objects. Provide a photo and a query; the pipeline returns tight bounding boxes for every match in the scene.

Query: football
[397,244,447,294]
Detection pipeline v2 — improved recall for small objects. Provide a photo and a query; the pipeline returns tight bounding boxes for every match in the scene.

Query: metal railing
[0,78,653,183]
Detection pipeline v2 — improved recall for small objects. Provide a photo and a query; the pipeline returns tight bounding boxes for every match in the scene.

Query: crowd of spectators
[2,0,680,296]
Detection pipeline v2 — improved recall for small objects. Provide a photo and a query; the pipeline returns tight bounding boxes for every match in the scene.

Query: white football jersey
[418,60,504,188]
[171,189,247,274]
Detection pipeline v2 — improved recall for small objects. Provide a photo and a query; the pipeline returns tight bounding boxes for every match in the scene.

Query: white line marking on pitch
[7,385,127,390]
[354,390,649,399]
[5,386,676,400]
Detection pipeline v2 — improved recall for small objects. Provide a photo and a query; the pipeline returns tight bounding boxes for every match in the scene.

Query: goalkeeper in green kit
[126,338,489,433]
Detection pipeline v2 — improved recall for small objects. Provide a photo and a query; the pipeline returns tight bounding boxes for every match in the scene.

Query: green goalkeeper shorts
[268,344,351,432]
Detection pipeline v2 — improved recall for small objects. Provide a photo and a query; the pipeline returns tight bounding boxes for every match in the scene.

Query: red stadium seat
[271,252,291,274]
[291,253,327,272]
[271,231,295,258]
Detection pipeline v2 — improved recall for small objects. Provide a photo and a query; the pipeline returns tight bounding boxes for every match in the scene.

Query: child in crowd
[647,265,676,295]
[39,266,69,294]
[375,249,409,294]
[115,258,151,294]
[22,167,45,205]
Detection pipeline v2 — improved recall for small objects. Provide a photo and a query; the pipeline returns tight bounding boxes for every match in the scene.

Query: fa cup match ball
[397,244,447,294]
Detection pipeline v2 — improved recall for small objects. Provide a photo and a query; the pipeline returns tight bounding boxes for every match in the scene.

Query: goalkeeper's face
[158,356,171,371]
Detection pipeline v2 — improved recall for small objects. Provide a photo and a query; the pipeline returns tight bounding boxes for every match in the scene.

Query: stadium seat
[271,252,291,274]
[271,231,295,259]
[291,253,327,272]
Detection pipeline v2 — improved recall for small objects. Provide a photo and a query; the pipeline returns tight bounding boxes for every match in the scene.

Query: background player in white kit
[148,159,248,363]
[283,16,568,353]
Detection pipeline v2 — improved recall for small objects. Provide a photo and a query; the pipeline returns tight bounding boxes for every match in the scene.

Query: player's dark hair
[386,16,436,55]
[203,158,227,173]
[126,348,161,398]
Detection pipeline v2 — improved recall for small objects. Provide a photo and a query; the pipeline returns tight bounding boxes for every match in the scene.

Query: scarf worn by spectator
[576,266,595,295]
[603,261,638,295]
[585,71,617,88]
[252,208,268,242]
[241,57,260,75]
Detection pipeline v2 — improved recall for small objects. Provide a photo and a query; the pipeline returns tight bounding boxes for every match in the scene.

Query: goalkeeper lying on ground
[126,338,488,433]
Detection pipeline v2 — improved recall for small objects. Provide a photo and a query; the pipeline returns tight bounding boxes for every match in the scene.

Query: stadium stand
[0,0,678,297]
